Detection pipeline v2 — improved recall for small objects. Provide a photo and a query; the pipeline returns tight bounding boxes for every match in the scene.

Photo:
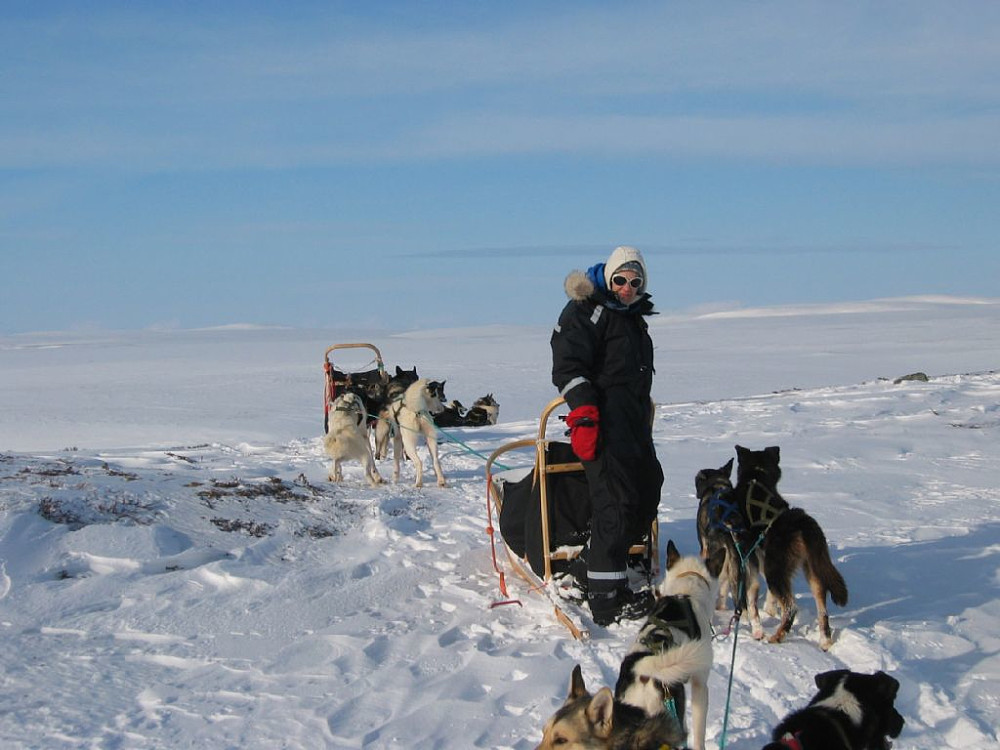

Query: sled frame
[323,343,389,430]
[485,396,659,639]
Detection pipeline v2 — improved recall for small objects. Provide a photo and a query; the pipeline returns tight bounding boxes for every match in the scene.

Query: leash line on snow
[357,407,513,471]
[718,531,765,750]
[430,415,511,471]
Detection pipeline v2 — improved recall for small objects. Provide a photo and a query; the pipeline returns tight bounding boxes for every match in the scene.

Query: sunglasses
[611,275,643,289]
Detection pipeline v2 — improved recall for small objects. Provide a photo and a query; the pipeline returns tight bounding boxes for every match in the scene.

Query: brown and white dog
[535,665,684,750]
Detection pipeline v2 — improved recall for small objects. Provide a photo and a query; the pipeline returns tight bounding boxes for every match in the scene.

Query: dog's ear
[735,445,748,462]
[874,671,900,699]
[665,540,681,570]
[722,457,734,476]
[887,707,905,738]
[765,445,780,463]
[814,669,849,691]
[568,664,589,701]
[586,688,615,739]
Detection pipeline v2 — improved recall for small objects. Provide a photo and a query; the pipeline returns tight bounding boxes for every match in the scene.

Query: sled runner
[323,343,389,432]
[485,397,659,640]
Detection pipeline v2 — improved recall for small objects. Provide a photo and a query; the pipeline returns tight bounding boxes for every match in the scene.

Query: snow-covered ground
[1,296,998,749]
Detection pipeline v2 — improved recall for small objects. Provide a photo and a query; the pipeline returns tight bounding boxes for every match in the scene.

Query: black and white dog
[762,670,904,750]
[433,393,499,428]
[614,540,724,750]
[433,400,466,428]
[463,393,499,426]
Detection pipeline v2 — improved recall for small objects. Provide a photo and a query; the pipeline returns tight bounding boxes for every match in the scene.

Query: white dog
[615,540,723,750]
[324,392,382,487]
[387,378,446,487]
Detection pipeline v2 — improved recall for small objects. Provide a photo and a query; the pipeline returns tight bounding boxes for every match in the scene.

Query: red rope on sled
[323,362,334,420]
[485,472,522,609]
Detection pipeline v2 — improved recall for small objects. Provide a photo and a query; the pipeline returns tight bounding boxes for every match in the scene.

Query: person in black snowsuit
[550,245,664,626]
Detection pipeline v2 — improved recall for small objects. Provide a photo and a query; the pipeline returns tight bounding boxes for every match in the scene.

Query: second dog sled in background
[322,342,389,434]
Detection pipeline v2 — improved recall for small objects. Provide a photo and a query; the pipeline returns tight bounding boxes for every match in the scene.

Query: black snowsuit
[550,266,663,599]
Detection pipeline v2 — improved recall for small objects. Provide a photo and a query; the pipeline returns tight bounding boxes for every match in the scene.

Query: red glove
[565,405,600,461]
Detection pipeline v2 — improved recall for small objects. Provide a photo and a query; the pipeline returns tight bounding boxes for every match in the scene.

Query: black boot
[589,586,655,627]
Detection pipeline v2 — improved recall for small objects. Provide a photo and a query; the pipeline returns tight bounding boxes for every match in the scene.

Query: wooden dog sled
[323,343,389,432]
[485,397,659,640]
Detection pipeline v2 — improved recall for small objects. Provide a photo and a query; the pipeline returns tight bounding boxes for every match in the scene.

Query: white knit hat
[604,246,647,294]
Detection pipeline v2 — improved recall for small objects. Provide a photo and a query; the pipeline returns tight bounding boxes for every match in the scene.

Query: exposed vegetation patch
[197,475,323,504]
[209,517,274,537]
[38,491,161,528]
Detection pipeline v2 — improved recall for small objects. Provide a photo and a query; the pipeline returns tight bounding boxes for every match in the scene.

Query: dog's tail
[801,512,849,607]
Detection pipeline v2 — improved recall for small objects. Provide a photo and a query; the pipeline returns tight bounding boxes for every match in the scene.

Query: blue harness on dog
[707,489,746,533]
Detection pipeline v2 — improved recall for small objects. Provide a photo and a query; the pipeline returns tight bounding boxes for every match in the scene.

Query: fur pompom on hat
[604,246,648,294]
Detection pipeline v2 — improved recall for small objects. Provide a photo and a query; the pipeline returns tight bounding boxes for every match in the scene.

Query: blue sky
[2,1,998,334]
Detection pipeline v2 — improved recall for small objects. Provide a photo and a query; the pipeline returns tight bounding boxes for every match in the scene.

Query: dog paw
[767,631,787,644]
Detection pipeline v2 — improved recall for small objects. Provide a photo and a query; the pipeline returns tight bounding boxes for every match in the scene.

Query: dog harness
[706,488,746,533]
[641,594,702,650]
[778,732,804,750]
[333,404,365,427]
[743,478,786,530]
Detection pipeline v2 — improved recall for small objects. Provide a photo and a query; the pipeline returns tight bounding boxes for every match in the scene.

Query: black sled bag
[498,441,591,576]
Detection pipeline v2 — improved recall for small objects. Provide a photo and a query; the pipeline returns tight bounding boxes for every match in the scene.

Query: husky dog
[762,670,905,750]
[427,379,447,404]
[374,366,419,460]
[735,445,849,650]
[433,399,466,428]
[535,665,684,750]
[389,378,447,487]
[695,457,762,618]
[615,540,723,750]
[433,393,499,428]
[463,393,500,426]
[323,392,382,486]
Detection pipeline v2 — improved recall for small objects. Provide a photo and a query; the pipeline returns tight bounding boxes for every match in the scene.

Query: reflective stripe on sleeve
[587,569,628,581]
[560,376,589,399]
